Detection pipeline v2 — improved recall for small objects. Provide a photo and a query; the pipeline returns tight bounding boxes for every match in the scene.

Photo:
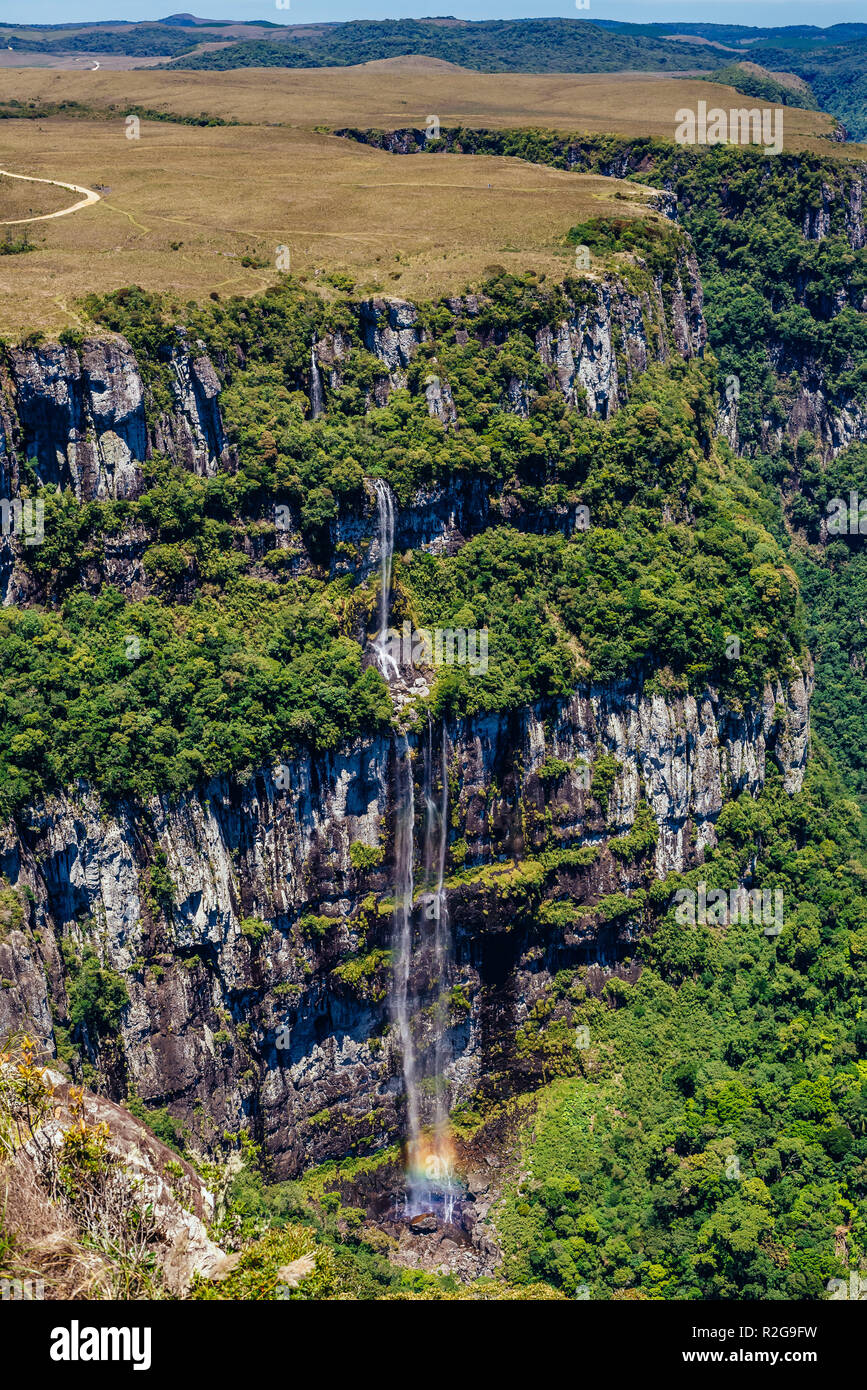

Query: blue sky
[2,1,865,30]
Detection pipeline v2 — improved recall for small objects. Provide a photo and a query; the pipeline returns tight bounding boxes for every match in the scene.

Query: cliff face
[686,165,867,458]
[0,258,814,1186]
[0,331,230,506]
[336,128,867,461]
[1,265,704,605]
[0,668,810,1178]
[532,262,705,418]
[719,330,867,459]
[354,256,705,419]
[2,339,147,501]
[151,332,231,478]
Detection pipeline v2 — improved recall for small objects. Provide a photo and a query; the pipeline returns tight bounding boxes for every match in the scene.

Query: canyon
[0,232,821,1228]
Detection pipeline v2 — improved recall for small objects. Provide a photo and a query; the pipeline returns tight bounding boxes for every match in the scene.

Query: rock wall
[0,261,705,605]
[0,667,810,1178]
[2,339,147,501]
[0,331,230,504]
[334,128,867,460]
[0,253,816,1183]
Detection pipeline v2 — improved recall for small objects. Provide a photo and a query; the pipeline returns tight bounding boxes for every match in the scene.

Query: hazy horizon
[2,4,866,34]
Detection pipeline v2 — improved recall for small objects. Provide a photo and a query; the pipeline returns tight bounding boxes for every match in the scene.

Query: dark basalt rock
[409,1213,439,1234]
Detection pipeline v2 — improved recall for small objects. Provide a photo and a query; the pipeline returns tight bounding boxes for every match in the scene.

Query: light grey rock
[6,338,146,500]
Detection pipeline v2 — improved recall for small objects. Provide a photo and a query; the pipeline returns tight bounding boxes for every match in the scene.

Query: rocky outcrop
[531,268,699,419]
[2,339,146,500]
[800,172,866,250]
[761,347,867,457]
[360,298,423,385]
[0,332,229,502]
[151,332,230,477]
[671,251,707,358]
[314,328,351,388]
[0,666,810,1179]
[0,254,704,603]
[717,170,867,456]
[356,265,704,419]
[718,354,867,460]
[335,128,866,459]
[3,1065,237,1296]
[423,370,457,427]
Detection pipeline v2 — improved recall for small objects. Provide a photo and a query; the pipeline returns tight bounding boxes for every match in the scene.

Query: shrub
[239,916,271,946]
[349,841,384,871]
[65,948,129,1037]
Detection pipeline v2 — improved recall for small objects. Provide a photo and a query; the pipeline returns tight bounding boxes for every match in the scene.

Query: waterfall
[391,716,459,1220]
[374,479,460,1221]
[391,732,422,1177]
[421,717,452,1137]
[431,720,452,1153]
[425,717,459,1223]
[373,479,399,680]
[309,341,325,419]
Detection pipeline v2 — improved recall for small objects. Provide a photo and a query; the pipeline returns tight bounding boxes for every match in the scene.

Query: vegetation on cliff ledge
[0,274,807,814]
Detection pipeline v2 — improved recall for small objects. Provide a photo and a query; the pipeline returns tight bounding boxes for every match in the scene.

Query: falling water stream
[418,716,460,1223]
[309,341,325,419]
[391,730,421,1170]
[373,479,399,681]
[372,480,461,1223]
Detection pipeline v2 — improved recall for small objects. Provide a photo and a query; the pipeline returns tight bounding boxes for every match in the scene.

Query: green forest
[0,267,806,815]
[340,128,867,796]
[191,752,867,1300]
[1,110,866,1310]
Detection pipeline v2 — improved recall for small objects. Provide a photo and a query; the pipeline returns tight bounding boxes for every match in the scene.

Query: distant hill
[162,18,723,75]
[701,62,820,112]
[597,19,867,138]
[170,17,867,137]
[1,15,864,139]
[0,15,276,57]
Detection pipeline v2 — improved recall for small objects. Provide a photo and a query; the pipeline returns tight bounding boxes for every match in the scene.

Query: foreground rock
[2,1064,237,1297]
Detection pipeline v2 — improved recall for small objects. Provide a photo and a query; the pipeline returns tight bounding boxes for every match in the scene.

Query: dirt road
[0,169,101,225]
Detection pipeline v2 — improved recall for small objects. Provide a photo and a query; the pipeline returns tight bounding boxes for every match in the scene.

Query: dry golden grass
[1,1154,114,1300]
[0,60,861,339]
[0,170,73,222]
[0,116,662,338]
[0,62,848,146]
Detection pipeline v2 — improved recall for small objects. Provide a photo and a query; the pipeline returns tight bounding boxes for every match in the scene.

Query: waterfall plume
[374,478,460,1220]
[373,478,399,680]
[391,731,421,1176]
[309,340,325,419]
